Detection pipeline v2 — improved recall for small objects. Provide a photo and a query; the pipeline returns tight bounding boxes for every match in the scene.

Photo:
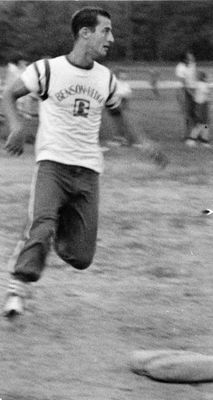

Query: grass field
[1,89,213,399]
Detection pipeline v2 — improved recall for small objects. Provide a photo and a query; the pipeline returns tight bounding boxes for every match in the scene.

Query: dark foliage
[0,1,213,64]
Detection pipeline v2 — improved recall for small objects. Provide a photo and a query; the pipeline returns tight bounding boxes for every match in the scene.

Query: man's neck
[67,49,94,69]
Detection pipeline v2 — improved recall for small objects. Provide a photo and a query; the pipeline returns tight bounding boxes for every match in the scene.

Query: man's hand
[5,124,25,156]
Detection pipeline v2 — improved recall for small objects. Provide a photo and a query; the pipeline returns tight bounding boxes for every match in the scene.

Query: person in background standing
[149,68,160,99]
[5,56,32,120]
[175,51,197,143]
[189,70,210,147]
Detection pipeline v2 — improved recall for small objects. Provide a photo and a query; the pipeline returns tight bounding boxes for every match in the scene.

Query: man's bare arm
[3,78,30,155]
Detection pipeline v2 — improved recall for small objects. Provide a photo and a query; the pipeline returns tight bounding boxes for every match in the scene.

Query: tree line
[0,1,213,64]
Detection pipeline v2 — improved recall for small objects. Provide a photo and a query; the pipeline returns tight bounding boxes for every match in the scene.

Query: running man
[2,7,167,318]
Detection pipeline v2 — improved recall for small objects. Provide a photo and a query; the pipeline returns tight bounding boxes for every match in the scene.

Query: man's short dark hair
[71,7,111,40]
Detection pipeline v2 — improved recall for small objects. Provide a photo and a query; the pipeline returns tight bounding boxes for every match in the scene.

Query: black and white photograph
[0,1,213,399]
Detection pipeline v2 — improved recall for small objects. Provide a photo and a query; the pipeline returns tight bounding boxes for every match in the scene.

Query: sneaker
[3,279,26,318]
[3,295,24,318]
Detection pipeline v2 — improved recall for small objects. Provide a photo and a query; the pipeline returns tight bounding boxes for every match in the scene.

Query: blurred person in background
[5,56,32,120]
[149,68,160,99]
[189,70,210,147]
[2,6,168,318]
[116,68,132,108]
[6,56,28,84]
[175,50,197,143]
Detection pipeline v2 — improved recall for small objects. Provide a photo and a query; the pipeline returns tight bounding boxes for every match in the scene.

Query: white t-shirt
[21,55,122,173]
[175,62,197,89]
[194,81,209,104]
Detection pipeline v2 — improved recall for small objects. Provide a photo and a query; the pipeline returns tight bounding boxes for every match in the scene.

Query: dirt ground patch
[0,139,213,399]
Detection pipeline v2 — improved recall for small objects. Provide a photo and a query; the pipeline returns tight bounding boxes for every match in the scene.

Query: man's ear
[79,27,92,39]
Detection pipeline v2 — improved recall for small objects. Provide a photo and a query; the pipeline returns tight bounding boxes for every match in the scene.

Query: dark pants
[195,102,209,125]
[184,90,196,139]
[12,161,99,282]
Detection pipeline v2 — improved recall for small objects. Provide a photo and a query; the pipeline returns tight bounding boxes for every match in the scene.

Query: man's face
[88,15,114,59]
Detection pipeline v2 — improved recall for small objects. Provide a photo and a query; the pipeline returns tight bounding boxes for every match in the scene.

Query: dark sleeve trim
[109,70,113,92]
[33,59,50,101]
[106,71,117,104]
[40,59,50,101]
[33,62,42,96]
